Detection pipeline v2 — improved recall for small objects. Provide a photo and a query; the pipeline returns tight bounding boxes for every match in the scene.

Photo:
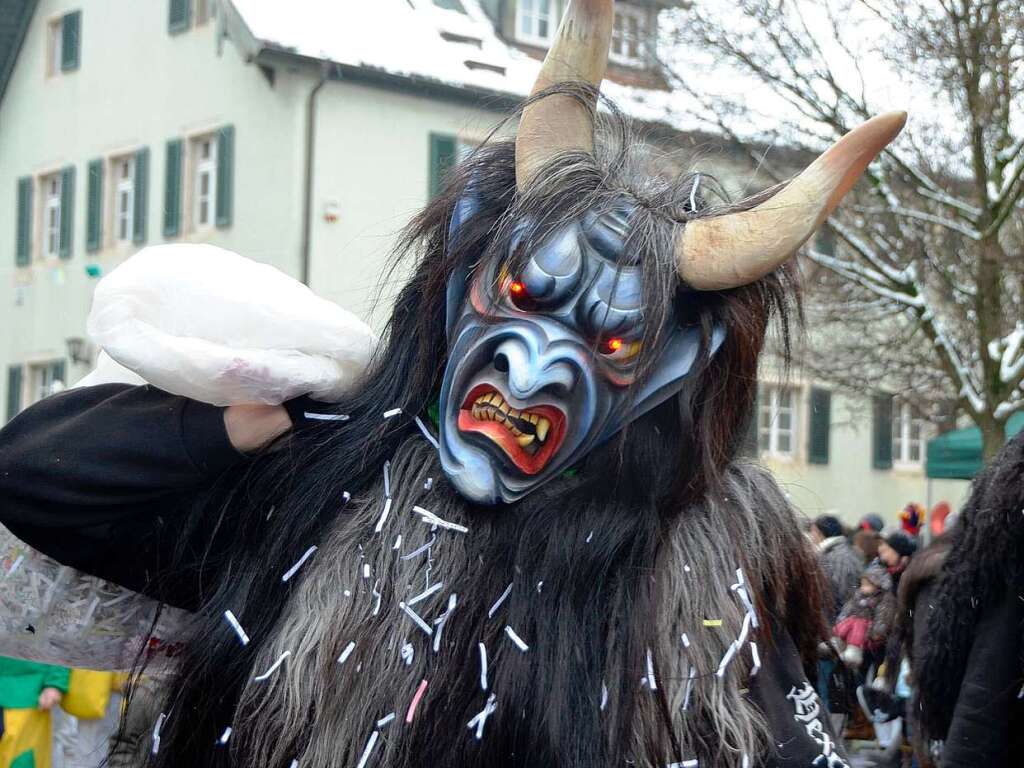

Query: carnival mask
[437,199,725,504]
[433,0,907,504]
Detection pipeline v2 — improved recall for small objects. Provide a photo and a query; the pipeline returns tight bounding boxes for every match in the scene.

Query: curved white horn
[515,0,614,190]
[678,111,908,290]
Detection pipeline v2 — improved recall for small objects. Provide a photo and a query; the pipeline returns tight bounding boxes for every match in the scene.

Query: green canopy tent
[926,411,1024,480]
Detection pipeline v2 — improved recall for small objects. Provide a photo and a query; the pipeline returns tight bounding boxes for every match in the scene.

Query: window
[47,19,62,76]
[610,5,647,66]
[517,0,564,46]
[758,385,797,458]
[193,135,218,229]
[170,0,216,34]
[28,361,66,405]
[195,0,215,25]
[46,11,81,76]
[42,174,62,258]
[113,157,135,243]
[893,400,926,467]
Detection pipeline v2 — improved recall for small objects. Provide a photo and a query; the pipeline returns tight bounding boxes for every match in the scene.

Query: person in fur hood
[917,431,1024,767]
[831,562,894,669]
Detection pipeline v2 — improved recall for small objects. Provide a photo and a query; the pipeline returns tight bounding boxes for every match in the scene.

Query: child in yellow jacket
[0,656,70,768]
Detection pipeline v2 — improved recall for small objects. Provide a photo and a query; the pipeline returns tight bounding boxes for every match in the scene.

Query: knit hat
[859,514,884,533]
[862,561,893,592]
[813,514,844,539]
[885,531,918,558]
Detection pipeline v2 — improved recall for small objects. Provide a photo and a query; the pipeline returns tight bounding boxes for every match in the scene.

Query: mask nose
[493,337,575,400]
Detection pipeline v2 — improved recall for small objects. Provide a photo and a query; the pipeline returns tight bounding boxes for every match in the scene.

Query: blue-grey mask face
[438,199,725,505]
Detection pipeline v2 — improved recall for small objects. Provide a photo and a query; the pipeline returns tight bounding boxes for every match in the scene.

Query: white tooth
[536,419,550,442]
[516,434,535,447]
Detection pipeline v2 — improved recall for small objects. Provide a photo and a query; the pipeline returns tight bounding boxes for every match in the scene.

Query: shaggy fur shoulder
[917,431,1024,738]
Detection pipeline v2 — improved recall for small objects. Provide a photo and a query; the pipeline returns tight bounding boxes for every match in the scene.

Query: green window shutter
[15,177,32,266]
[133,147,149,244]
[428,133,457,199]
[53,360,67,389]
[6,366,22,423]
[163,139,183,238]
[86,159,103,252]
[807,387,831,465]
[168,0,191,34]
[215,125,234,228]
[872,394,894,470]
[58,165,75,260]
[60,11,81,72]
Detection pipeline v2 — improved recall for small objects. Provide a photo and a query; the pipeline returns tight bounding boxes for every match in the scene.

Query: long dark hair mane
[139,95,816,768]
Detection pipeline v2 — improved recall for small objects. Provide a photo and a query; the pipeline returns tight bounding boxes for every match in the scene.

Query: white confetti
[408,582,444,606]
[218,727,232,744]
[253,651,291,682]
[400,602,434,636]
[646,648,657,691]
[303,411,349,421]
[682,666,696,711]
[689,173,702,211]
[337,641,356,665]
[505,625,529,652]
[354,730,380,768]
[414,415,440,450]
[401,642,415,666]
[151,713,166,755]
[467,693,498,740]
[371,581,383,616]
[413,505,469,534]
[282,546,318,582]
[383,461,391,497]
[374,497,393,534]
[342,491,351,503]
[383,408,403,419]
[376,713,396,728]
[6,555,24,577]
[479,642,489,691]
[424,477,434,491]
[289,761,299,768]
[433,593,458,652]
[363,563,371,579]
[683,565,691,573]
[536,581,544,593]
[586,530,594,543]
[681,633,690,649]
[600,682,608,711]
[488,583,514,618]
[401,536,437,561]
[750,641,761,677]
[223,611,250,646]
[393,535,403,551]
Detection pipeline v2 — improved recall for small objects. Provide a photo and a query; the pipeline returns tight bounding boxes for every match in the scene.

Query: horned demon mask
[437,0,905,505]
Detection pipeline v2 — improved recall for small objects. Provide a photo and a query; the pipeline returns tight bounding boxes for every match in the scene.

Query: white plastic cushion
[86,245,378,405]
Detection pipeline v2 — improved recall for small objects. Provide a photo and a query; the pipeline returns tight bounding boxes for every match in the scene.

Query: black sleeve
[0,383,249,609]
[941,584,1023,767]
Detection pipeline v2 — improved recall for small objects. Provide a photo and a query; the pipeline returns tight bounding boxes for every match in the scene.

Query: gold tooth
[484,394,496,405]
[536,419,550,442]
[529,414,539,425]
[498,401,510,415]
[509,425,523,436]
[516,434,535,447]
[472,404,481,419]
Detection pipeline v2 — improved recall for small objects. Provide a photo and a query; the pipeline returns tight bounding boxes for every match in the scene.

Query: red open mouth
[457,383,567,475]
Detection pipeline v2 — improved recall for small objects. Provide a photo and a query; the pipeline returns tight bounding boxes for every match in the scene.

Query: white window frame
[27,361,64,405]
[516,0,563,47]
[41,173,62,259]
[46,17,63,77]
[191,134,218,231]
[113,156,136,244]
[758,385,798,459]
[893,400,926,468]
[610,4,647,67]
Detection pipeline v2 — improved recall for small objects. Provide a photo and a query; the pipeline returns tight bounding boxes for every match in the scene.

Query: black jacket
[0,384,851,767]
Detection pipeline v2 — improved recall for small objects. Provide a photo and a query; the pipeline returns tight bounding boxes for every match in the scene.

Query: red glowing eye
[605,338,625,354]
[509,280,526,296]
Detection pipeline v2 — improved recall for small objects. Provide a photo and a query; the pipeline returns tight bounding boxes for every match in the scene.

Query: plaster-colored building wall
[757,383,970,527]
[308,80,509,326]
[0,0,309,394]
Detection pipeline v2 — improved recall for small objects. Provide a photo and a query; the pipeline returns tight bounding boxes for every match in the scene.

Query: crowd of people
[808,466,1024,768]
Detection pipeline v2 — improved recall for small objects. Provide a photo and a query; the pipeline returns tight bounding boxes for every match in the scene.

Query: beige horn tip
[515,0,615,190]
[679,111,908,291]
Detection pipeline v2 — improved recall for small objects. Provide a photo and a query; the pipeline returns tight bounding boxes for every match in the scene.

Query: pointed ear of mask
[445,186,482,341]
[599,323,726,442]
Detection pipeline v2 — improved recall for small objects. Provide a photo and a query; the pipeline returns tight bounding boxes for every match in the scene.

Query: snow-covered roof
[228,0,694,133]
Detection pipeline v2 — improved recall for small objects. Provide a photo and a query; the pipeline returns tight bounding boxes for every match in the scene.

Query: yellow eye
[601,337,642,362]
